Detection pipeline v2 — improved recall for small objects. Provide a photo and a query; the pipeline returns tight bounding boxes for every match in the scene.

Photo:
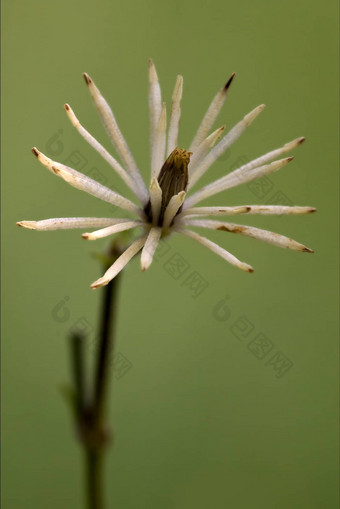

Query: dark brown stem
[69,246,122,509]
[70,332,86,417]
[85,449,105,509]
[94,272,121,425]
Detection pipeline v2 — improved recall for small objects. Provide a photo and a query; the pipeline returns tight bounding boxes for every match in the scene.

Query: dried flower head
[17,60,315,288]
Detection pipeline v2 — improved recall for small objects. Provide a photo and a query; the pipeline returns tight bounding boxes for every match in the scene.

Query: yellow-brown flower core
[145,148,192,225]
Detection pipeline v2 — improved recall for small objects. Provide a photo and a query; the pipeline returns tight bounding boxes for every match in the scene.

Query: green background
[2,0,338,507]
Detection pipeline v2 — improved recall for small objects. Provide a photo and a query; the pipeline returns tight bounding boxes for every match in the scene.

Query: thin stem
[94,272,121,424]
[86,449,104,509]
[84,247,122,509]
[70,332,86,416]
[68,245,123,509]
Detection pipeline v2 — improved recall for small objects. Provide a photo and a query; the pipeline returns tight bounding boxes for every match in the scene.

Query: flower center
[145,148,192,226]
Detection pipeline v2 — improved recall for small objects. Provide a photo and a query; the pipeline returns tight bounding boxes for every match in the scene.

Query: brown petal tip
[224,72,236,91]
[64,103,70,111]
[303,247,314,253]
[298,137,306,145]
[32,147,39,157]
[83,73,92,85]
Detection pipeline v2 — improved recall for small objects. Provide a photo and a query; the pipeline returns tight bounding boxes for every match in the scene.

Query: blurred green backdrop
[2,0,339,508]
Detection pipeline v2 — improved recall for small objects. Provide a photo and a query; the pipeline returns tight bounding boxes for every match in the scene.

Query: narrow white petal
[16,217,120,231]
[176,227,254,272]
[188,126,225,178]
[149,59,162,157]
[64,104,143,201]
[213,157,293,193]
[91,235,147,289]
[185,157,293,208]
[180,205,316,217]
[180,206,251,217]
[187,137,305,207]
[183,219,314,252]
[232,137,305,177]
[82,220,142,240]
[167,75,183,156]
[33,148,141,214]
[189,104,266,188]
[149,178,163,224]
[163,191,186,229]
[220,137,305,188]
[189,73,236,152]
[83,73,148,203]
[151,102,167,179]
[140,227,162,271]
[32,147,55,173]
[231,205,316,215]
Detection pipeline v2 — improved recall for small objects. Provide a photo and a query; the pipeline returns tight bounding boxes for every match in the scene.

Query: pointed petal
[151,102,167,179]
[221,137,305,186]
[232,137,305,176]
[183,219,314,252]
[140,227,162,271]
[189,104,266,188]
[231,205,316,215]
[16,217,123,231]
[163,190,186,228]
[180,205,316,217]
[91,235,147,289]
[188,125,225,179]
[32,148,141,214]
[82,220,142,240]
[176,227,254,272]
[149,178,163,224]
[189,73,236,152]
[83,73,148,203]
[64,104,143,201]
[179,206,251,217]
[187,136,305,207]
[167,75,183,156]
[149,59,162,156]
[185,157,293,208]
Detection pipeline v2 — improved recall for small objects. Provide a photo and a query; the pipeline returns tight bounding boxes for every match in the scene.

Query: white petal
[167,75,183,156]
[185,157,293,208]
[221,137,305,187]
[180,205,316,217]
[183,219,314,252]
[232,205,316,215]
[64,104,142,201]
[33,148,141,214]
[149,178,163,224]
[16,217,120,231]
[231,137,305,176]
[140,227,162,271]
[189,73,236,152]
[151,102,167,179]
[188,126,225,179]
[176,227,254,272]
[149,59,162,157]
[188,104,265,188]
[163,191,186,228]
[82,220,142,240]
[91,235,147,289]
[179,206,251,217]
[83,73,148,203]
[187,136,305,207]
